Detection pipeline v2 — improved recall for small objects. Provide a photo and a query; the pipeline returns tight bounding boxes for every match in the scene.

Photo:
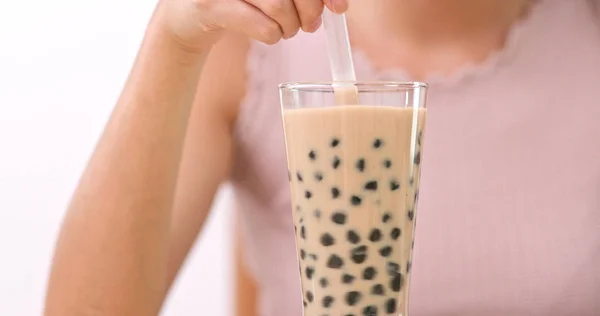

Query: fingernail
[308,16,323,32]
[332,0,348,13]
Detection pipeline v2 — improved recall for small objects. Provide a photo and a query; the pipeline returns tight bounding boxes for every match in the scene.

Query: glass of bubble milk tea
[279,82,428,316]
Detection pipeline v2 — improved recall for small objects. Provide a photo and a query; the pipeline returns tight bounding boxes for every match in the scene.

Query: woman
[44,0,600,315]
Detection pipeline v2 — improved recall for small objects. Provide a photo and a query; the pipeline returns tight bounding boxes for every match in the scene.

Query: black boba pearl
[345,291,361,306]
[390,180,400,191]
[408,210,414,221]
[331,187,341,199]
[306,266,314,279]
[320,277,328,288]
[332,212,347,225]
[305,191,313,199]
[382,213,392,223]
[332,156,341,169]
[300,226,306,239]
[373,138,383,148]
[390,273,403,292]
[323,296,334,308]
[356,159,366,172]
[351,245,368,264]
[386,262,400,275]
[327,254,344,269]
[363,305,377,316]
[385,298,397,314]
[364,180,378,191]
[308,150,317,160]
[379,246,393,257]
[363,267,377,280]
[296,172,303,182]
[320,233,335,246]
[383,159,392,168]
[347,230,361,244]
[303,301,307,307]
[369,228,382,242]
[342,274,355,284]
[300,249,306,260]
[306,291,314,302]
[391,228,401,240]
[414,151,421,165]
[314,172,324,182]
[331,138,340,148]
[371,284,385,295]
[350,196,362,206]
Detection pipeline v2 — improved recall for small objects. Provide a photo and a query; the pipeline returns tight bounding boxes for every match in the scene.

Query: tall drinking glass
[279,82,428,316]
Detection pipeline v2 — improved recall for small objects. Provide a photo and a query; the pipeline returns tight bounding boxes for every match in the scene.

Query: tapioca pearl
[309,254,318,260]
[314,209,322,219]
[389,180,400,191]
[327,254,344,269]
[305,191,313,199]
[347,230,361,244]
[382,213,392,223]
[342,273,355,284]
[300,249,306,260]
[322,296,335,308]
[356,159,366,172]
[306,291,314,303]
[306,266,315,279]
[308,150,317,161]
[385,298,397,314]
[300,226,306,239]
[314,171,324,182]
[331,187,341,199]
[320,233,335,247]
[414,151,421,165]
[414,190,420,202]
[406,261,412,273]
[296,172,304,182]
[379,246,393,257]
[350,195,362,206]
[331,138,340,148]
[303,301,308,307]
[371,284,385,296]
[332,212,347,225]
[407,209,414,221]
[390,272,404,292]
[383,159,392,169]
[391,228,401,240]
[332,156,341,169]
[362,267,377,280]
[386,262,400,276]
[363,305,377,316]
[345,291,362,306]
[351,245,368,264]
[369,228,382,242]
[364,180,378,191]
[299,217,304,224]
[373,138,384,149]
[320,277,329,288]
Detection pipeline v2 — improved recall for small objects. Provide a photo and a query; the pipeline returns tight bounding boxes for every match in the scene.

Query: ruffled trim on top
[352,0,546,87]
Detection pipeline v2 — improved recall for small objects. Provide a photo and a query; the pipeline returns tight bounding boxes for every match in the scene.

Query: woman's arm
[44,8,218,316]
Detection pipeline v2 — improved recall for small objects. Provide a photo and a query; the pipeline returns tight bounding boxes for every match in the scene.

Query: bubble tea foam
[281,83,426,316]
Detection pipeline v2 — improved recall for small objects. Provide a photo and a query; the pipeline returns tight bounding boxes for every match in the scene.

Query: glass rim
[279,81,428,93]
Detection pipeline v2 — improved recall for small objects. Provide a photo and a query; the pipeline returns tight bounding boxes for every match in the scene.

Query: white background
[0,0,233,315]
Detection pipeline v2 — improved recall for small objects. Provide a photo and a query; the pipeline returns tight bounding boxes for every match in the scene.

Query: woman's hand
[157,0,348,50]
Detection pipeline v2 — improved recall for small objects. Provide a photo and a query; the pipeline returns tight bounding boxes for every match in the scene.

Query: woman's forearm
[44,12,213,316]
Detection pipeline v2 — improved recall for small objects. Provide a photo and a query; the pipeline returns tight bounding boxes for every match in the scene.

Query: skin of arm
[43,4,249,315]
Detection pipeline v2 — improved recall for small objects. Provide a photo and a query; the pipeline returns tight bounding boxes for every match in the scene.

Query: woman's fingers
[292,0,324,32]
[245,0,302,39]
[323,0,348,14]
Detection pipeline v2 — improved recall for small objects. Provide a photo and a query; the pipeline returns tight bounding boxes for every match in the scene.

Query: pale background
[0,0,233,315]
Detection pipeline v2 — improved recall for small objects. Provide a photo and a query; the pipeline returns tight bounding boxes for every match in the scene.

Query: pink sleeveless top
[230,1,600,315]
